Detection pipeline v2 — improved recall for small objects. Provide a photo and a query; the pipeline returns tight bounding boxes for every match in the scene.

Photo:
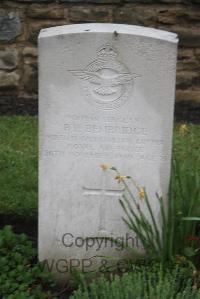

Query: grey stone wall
[0,0,199,122]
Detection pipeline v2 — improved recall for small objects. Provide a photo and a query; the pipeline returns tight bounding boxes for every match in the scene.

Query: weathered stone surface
[178,49,194,60]
[0,95,38,116]
[0,71,19,90]
[194,48,200,60]
[22,46,38,57]
[23,47,38,71]
[60,0,120,2]
[27,4,65,19]
[175,100,200,124]
[15,0,200,2]
[178,28,200,48]
[177,49,199,71]
[0,10,21,41]
[114,5,156,26]
[166,26,200,47]
[14,0,52,3]
[0,48,18,70]
[23,64,38,94]
[176,71,199,89]
[114,4,200,27]
[69,6,113,22]
[28,21,67,43]
[157,6,200,25]
[39,24,178,281]
[0,1,199,120]
[176,89,200,103]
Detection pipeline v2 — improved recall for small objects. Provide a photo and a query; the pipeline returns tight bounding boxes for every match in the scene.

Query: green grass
[173,124,200,168]
[0,116,37,220]
[0,117,199,222]
[171,125,200,263]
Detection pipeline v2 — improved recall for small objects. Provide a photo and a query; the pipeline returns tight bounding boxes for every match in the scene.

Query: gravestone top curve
[39,23,178,44]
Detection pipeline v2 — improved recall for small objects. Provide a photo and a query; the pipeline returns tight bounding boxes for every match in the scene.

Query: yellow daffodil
[99,164,110,171]
[179,124,188,135]
[115,175,127,183]
[138,187,145,199]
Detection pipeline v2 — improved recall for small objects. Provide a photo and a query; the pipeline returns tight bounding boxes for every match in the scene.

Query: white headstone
[39,23,178,280]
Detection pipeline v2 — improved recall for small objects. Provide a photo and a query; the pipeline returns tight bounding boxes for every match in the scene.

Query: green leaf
[184,247,196,257]
[182,217,200,221]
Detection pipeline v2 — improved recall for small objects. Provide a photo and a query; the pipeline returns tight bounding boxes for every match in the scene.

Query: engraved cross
[83,172,124,233]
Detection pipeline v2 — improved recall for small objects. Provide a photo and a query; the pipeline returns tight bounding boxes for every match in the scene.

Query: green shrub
[70,264,200,299]
[0,226,56,299]
[107,124,200,266]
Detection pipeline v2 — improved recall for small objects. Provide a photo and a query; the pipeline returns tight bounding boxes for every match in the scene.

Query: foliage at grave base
[0,225,56,299]
[70,264,200,299]
[106,123,200,267]
[114,159,200,266]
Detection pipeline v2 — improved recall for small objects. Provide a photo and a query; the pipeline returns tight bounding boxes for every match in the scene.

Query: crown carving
[97,44,118,60]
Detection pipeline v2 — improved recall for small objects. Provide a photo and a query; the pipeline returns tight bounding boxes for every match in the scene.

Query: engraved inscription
[83,172,124,233]
[69,44,140,110]
[41,114,170,162]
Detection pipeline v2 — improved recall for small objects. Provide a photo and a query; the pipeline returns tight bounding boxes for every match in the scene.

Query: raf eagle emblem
[69,44,140,110]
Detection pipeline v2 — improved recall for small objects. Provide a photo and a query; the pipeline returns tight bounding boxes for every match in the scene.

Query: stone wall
[0,0,199,122]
